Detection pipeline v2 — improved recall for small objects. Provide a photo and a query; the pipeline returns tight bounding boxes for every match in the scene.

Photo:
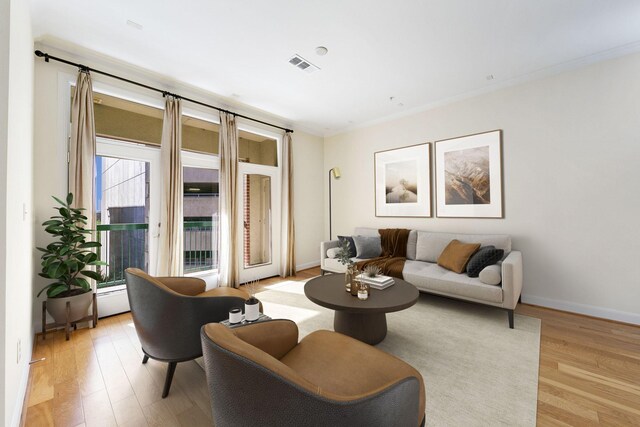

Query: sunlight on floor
[264,280,307,295]
[261,301,321,324]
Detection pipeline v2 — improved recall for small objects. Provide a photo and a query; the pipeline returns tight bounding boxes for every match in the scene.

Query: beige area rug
[255,279,541,427]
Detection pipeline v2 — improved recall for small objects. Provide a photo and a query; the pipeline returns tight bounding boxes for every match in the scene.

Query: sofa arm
[501,250,523,310]
[320,240,340,268]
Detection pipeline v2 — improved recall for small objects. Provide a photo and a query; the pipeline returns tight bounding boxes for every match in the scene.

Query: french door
[237,162,280,283]
[95,138,161,316]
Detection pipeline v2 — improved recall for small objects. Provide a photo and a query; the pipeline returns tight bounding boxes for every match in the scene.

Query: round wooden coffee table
[304,273,419,345]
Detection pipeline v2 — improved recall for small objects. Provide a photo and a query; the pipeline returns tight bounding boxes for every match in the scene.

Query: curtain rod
[34,50,293,134]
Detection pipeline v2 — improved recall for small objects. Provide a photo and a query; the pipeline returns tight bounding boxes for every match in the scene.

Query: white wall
[325,51,640,324]
[292,131,324,269]
[0,0,10,422]
[0,0,35,425]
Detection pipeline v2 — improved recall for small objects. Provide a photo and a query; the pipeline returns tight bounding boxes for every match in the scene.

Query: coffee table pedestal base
[334,311,387,345]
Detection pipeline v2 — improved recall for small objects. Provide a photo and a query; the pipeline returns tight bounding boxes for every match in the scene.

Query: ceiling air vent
[288,55,320,73]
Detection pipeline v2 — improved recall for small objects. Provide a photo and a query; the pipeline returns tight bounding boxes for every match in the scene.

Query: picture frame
[435,129,503,218]
[374,143,432,217]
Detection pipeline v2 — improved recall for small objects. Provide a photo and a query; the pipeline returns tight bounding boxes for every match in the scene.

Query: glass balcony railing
[96,220,217,289]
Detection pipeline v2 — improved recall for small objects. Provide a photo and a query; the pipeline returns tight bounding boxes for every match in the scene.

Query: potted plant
[336,239,357,292]
[37,193,106,325]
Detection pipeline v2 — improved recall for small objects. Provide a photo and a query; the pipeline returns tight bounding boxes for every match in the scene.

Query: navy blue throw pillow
[466,245,504,277]
[337,235,357,258]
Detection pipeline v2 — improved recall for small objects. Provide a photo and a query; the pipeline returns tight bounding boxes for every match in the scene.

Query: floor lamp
[329,167,341,240]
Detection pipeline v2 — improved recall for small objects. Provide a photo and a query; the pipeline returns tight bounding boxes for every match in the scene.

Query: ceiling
[30,0,640,136]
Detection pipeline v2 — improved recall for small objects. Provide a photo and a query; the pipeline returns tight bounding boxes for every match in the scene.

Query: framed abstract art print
[435,130,503,218]
[374,143,432,217]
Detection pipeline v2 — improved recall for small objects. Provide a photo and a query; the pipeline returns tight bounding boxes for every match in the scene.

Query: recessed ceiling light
[486,74,494,81]
[126,20,143,30]
[315,46,328,56]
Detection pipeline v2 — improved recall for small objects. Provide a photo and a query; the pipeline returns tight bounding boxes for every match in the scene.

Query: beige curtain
[218,112,239,287]
[69,70,96,230]
[157,96,184,276]
[281,132,296,277]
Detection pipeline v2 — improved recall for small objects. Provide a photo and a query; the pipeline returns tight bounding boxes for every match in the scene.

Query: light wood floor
[22,267,640,426]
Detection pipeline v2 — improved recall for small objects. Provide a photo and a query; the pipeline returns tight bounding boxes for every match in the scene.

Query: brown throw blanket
[356,228,410,279]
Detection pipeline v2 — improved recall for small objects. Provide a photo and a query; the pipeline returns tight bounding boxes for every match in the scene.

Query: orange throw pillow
[437,240,481,273]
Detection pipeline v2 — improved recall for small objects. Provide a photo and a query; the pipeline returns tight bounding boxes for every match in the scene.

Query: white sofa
[320,227,523,328]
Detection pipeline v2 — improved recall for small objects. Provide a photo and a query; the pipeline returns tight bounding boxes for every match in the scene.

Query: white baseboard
[296,260,320,271]
[522,294,640,325]
[11,347,32,427]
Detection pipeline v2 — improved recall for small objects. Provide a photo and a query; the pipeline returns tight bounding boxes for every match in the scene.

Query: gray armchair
[200,319,426,426]
[124,268,256,398]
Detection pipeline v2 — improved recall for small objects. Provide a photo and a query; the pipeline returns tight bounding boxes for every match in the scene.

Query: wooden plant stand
[42,293,98,341]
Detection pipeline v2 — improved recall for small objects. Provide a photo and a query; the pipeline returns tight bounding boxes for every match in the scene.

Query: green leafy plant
[37,193,107,298]
[336,239,355,267]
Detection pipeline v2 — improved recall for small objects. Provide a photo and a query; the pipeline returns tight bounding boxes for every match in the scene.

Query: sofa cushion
[338,235,356,257]
[353,227,380,237]
[323,257,349,273]
[437,240,481,273]
[406,230,417,260]
[324,257,370,273]
[466,246,504,277]
[479,264,502,286]
[353,235,382,259]
[353,228,417,260]
[403,260,503,303]
[415,232,452,263]
[280,329,425,418]
[415,231,512,263]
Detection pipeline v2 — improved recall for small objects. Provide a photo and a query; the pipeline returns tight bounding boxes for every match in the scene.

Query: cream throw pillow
[479,264,502,285]
[326,247,340,259]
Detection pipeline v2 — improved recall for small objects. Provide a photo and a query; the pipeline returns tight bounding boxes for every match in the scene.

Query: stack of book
[356,274,395,290]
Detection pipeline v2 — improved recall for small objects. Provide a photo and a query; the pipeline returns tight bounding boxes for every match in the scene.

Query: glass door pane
[243,174,272,268]
[96,155,150,289]
[183,167,219,273]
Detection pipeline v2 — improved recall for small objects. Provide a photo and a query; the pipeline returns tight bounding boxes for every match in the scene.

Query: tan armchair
[200,319,426,426]
[124,268,257,398]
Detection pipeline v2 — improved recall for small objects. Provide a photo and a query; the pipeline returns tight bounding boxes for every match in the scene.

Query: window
[71,85,282,287]
[183,166,219,272]
[238,130,278,166]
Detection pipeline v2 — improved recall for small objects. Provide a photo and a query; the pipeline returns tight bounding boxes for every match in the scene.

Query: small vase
[350,268,360,296]
[245,298,260,321]
[229,308,242,324]
[358,282,369,300]
[345,267,353,292]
